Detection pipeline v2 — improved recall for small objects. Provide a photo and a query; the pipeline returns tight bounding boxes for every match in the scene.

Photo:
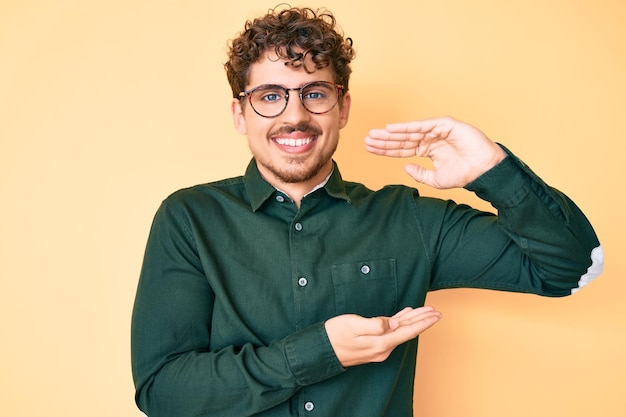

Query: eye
[261,93,281,102]
[303,91,325,100]
[302,83,333,101]
[260,92,284,103]
[253,86,286,104]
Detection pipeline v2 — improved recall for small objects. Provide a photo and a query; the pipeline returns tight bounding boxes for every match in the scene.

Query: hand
[324,306,442,367]
[365,117,507,189]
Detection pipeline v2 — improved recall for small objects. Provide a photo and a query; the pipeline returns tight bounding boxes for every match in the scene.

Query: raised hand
[324,306,442,367]
[365,116,507,189]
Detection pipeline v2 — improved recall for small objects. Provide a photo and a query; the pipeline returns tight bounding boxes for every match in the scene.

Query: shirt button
[360,264,371,274]
[298,277,308,287]
[275,195,285,203]
[294,222,303,231]
[304,401,315,412]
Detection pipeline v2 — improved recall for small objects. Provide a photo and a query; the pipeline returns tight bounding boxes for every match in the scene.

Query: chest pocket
[331,259,398,318]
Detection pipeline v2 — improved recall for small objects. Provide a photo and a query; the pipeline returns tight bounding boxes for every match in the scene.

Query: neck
[277,184,313,208]
[259,163,333,208]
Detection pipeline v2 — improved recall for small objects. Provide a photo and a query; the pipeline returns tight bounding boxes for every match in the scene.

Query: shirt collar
[243,159,351,211]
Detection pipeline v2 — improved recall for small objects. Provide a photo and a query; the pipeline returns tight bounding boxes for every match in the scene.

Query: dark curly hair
[225,5,355,100]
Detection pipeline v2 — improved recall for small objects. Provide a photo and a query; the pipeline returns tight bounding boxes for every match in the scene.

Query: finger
[404,312,441,332]
[392,307,415,319]
[365,144,419,158]
[383,312,442,344]
[385,120,437,134]
[385,117,455,136]
[364,135,420,150]
[389,307,414,330]
[365,136,422,158]
[397,311,441,332]
[393,306,437,323]
[367,129,425,142]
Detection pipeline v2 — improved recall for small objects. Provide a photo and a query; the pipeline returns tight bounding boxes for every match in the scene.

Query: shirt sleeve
[131,199,344,417]
[424,145,603,296]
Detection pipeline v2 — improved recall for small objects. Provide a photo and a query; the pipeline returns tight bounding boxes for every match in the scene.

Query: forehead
[246,50,335,88]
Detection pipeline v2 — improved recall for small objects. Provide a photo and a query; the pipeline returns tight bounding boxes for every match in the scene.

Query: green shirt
[131,147,602,417]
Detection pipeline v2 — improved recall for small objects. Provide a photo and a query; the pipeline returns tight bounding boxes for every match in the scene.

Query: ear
[231,98,247,135]
[338,92,351,129]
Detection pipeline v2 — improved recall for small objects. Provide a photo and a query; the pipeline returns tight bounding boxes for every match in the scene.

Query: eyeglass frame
[238,81,345,118]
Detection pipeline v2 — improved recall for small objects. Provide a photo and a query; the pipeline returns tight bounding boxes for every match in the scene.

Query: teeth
[275,137,313,147]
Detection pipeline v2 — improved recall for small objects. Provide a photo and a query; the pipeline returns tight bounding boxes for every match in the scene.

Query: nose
[281,92,311,123]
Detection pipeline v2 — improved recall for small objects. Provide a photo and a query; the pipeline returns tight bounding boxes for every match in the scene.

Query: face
[231,51,351,190]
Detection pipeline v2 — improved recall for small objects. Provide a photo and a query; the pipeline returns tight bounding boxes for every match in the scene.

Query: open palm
[365,117,506,189]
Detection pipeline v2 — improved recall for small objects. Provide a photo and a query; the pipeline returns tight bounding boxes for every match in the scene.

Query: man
[131,6,603,417]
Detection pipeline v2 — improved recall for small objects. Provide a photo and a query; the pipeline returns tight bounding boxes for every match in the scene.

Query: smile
[274,137,315,147]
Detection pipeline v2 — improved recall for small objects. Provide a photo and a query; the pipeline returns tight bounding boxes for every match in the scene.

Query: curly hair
[225,6,355,100]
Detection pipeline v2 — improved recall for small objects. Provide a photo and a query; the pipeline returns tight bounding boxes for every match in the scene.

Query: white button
[304,401,314,411]
[294,222,303,231]
[275,195,285,203]
[298,277,308,287]
[360,264,371,274]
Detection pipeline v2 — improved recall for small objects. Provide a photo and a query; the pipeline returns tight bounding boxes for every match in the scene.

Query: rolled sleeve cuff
[284,322,345,386]
[464,144,538,209]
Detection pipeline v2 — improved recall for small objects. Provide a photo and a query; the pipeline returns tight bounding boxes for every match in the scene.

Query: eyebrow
[247,80,335,89]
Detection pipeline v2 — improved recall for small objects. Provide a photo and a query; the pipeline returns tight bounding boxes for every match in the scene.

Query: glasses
[238,81,344,118]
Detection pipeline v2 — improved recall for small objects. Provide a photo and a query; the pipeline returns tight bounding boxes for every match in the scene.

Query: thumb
[353,316,393,336]
[404,164,434,187]
[387,317,400,331]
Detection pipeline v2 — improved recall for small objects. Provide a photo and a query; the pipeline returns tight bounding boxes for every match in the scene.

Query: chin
[273,159,329,184]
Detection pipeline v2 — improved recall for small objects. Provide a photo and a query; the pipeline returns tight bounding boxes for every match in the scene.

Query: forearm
[132,320,343,417]
[465,145,603,294]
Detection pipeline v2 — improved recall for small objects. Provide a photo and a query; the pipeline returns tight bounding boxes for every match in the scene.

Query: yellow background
[1,1,624,416]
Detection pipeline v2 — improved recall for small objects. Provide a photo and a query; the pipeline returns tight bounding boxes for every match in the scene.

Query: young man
[131,6,603,417]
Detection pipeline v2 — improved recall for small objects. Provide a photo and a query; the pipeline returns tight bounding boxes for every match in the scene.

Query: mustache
[269,123,322,137]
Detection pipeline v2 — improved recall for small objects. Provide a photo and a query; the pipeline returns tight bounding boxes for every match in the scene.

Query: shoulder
[159,175,247,214]
[342,180,419,203]
[342,180,460,220]
[167,175,245,201]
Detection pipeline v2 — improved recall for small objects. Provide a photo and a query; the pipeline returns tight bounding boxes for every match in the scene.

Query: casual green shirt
[131,147,602,417]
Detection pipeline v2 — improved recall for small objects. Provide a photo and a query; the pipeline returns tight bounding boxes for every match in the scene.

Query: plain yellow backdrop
[1,1,624,416]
